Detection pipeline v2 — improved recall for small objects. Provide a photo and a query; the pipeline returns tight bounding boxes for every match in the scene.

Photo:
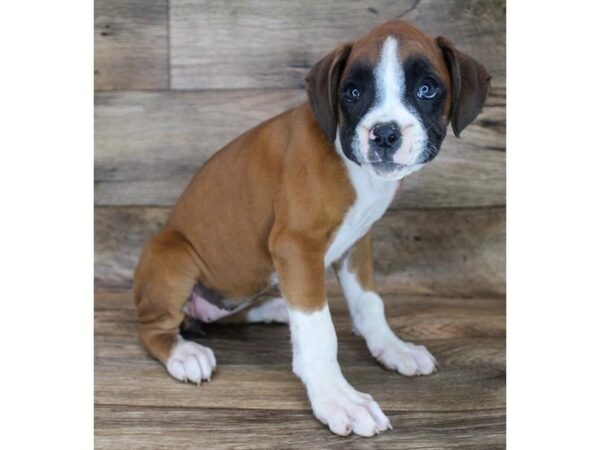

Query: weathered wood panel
[95,86,505,207]
[95,359,504,410]
[373,206,505,297]
[95,290,505,449]
[94,207,166,289]
[170,0,506,89]
[95,0,168,90]
[94,206,505,296]
[95,406,505,449]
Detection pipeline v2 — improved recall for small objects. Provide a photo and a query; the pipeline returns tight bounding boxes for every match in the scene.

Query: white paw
[371,338,436,376]
[309,383,391,437]
[166,337,216,384]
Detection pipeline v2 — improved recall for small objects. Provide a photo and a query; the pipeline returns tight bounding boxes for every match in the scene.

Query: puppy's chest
[324,166,399,266]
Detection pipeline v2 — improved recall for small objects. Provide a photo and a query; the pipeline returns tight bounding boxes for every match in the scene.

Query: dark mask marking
[401,54,448,163]
[338,62,377,165]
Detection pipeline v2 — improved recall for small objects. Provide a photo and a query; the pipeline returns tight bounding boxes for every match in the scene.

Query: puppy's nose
[369,122,401,157]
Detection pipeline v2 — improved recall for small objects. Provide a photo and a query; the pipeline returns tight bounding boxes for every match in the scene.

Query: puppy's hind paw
[166,337,217,384]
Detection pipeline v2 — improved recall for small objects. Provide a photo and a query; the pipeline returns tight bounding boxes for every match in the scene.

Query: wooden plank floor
[95,291,505,449]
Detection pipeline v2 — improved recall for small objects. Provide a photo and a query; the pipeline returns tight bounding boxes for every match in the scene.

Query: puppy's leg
[271,236,390,437]
[134,230,216,384]
[212,297,289,324]
[334,232,436,376]
[244,297,288,323]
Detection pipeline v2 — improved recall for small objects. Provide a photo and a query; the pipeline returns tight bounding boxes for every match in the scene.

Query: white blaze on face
[356,36,428,166]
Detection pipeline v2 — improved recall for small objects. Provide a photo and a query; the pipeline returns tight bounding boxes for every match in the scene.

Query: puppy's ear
[305,43,353,141]
[436,36,491,137]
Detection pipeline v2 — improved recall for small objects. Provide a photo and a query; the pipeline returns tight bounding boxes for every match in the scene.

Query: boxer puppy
[134,19,490,437]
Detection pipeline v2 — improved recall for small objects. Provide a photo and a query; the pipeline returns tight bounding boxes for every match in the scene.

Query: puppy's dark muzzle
[369,122,401,161]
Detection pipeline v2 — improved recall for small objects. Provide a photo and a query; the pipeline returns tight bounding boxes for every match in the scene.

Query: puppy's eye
[342,83,361,103]
[416,78,439,100]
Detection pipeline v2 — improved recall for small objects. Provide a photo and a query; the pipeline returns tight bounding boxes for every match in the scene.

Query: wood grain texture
[94,205,505,296]
[95,0,168,90]
[95,406,505,449]
[95,86,505,207]
[95,290,505,449]
[170,0,506,89]
[373,207,505,297]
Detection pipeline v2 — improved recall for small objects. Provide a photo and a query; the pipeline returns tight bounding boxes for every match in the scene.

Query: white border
[508,1,600,448]
[0,1,93,449]
[2,0,600,448]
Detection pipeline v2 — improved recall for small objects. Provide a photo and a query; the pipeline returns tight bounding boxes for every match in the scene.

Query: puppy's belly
[183,282,250,323]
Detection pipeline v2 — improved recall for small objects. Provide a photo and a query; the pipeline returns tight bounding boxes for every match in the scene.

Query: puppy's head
[306,20,491,180]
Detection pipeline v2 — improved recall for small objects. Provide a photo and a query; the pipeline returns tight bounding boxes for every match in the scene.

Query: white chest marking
[324,150,399,267]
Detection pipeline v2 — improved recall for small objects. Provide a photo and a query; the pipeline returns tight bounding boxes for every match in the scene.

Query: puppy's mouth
[369,161,407,171]
[360,161,424,180]
[340,136,427,180]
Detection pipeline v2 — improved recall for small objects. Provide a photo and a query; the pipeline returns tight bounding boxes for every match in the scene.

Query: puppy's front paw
[166,338,216,384]
[372,339,436,376]
[309,384,391,437]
